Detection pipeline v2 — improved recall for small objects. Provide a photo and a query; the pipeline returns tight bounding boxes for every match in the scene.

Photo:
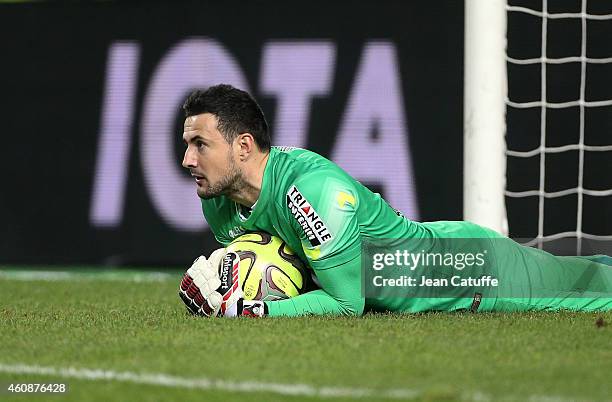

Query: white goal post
[464,0,612,255]
[463,0,508,235]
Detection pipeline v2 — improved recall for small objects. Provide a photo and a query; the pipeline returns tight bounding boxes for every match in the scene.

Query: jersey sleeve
[265,171,365,316]
[266,252,364,316]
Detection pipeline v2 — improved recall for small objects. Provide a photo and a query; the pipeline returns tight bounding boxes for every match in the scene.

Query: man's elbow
[340,298,365,316]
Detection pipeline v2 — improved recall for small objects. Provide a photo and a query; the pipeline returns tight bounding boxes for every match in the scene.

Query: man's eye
[197,141,205,149]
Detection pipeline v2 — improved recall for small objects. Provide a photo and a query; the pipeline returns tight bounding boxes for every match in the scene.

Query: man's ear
[236,133,256,160]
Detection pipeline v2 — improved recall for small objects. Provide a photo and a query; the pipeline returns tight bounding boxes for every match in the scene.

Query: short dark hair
[183,84,271,152]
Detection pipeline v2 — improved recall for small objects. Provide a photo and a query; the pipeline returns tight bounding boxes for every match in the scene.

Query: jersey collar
[239,147,276,224]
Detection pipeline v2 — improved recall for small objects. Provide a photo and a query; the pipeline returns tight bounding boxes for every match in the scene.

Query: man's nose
[182,148,197,169]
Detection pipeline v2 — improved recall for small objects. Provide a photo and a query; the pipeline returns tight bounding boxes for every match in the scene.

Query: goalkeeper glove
[178,249,267,317]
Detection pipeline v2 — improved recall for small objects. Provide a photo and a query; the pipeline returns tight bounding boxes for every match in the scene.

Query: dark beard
[198,171,244,199]
[197,155,246,200]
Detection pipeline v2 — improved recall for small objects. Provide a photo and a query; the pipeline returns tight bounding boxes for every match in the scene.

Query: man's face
[182,113,242,199]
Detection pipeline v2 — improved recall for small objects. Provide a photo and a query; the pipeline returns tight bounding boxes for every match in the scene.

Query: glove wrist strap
[236,299,267,317]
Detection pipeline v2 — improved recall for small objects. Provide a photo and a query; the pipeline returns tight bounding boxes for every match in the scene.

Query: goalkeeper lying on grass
[178,84,612,318]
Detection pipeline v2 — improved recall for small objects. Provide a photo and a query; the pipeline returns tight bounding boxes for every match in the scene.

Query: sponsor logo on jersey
[286,185,332,246]
[275,146,298,153]
[228,226,246,238]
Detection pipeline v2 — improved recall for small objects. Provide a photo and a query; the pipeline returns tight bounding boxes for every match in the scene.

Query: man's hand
[178,248,226,317]
[179,249,268,317]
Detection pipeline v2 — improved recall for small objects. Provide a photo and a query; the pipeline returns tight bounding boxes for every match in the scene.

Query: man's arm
[265,252,364,316]
[265,172,365,317]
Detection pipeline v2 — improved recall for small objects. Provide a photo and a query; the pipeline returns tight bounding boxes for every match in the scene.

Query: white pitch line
[0,270,176,283]
[0,363,420,400]
[0,363,602,402]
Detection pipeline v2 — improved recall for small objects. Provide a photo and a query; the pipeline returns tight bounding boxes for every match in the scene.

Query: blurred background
[0,0,610,267]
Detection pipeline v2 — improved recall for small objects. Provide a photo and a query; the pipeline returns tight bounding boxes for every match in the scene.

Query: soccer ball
[225,231,309,301]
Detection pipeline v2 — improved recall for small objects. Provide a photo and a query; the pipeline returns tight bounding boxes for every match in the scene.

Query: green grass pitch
[0,267,610,402]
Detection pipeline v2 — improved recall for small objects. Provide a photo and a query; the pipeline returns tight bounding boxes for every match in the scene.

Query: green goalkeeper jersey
[202,147,612,316]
